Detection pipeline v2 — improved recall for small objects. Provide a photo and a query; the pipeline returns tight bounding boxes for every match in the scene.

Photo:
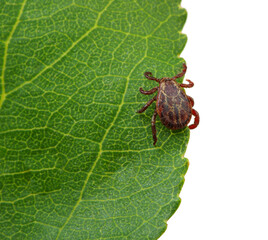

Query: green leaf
[0,0,189,239]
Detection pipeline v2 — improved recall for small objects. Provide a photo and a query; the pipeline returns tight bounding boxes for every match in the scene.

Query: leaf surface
[0,0,189,239]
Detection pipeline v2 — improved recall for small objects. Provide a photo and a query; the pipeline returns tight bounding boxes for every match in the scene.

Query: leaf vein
[3,0,112,103]
[55,36,149,240]
[0,0,27,109]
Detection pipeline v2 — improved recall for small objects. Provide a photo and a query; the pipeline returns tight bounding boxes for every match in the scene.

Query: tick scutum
[156,80,192,130]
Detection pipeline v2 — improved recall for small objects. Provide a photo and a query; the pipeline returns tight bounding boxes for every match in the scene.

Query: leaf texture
[0,0,189,239]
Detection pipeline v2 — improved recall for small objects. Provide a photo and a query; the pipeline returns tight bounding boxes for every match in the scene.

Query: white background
[160,0,268,239]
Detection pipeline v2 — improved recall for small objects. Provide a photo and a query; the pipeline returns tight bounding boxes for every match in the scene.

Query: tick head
[161,77,172,82]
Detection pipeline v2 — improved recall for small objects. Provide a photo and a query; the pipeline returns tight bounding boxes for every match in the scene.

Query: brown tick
[137,63,199,145]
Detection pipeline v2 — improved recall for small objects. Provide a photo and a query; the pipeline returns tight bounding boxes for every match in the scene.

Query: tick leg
[187,95,194,107]
[171,63,187,80]
[189,109,199,129]
[179,79,194,88]
[139,87,158,95]
[151,109,158,145]
[144,72,160,82]
[137,95,157,113]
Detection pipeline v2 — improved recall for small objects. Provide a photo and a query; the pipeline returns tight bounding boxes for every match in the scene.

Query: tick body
[137,64,199,145]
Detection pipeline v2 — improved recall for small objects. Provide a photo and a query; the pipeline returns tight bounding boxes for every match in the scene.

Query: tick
[137,63,199,145]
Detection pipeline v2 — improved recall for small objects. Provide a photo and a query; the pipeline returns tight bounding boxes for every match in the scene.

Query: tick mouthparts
[162,77,171,81]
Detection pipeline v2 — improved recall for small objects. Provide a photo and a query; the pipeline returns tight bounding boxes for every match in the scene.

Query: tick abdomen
[156,80,192,130]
